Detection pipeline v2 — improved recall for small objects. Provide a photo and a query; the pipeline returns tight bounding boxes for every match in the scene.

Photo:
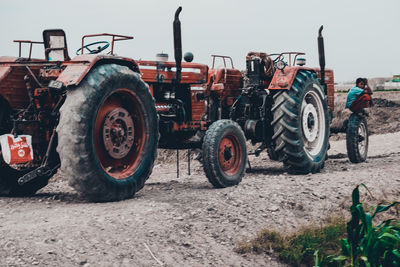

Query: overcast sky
[1,0,398,82]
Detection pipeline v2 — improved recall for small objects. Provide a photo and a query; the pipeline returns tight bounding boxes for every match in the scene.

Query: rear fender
[57,55,140,88]
[268,66,334,111]
[268,66,317,90]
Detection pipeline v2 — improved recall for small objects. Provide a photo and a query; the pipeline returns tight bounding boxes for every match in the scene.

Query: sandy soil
[0,93,399,266]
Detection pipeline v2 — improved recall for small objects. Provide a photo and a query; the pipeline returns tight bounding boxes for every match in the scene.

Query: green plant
[236,217,346,266]
[319,184,400,267]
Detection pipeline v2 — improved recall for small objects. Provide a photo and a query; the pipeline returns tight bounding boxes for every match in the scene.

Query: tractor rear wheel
[346,114,368,163]
[271,70,330,174]
[267,147,279,161]
[57,64,158,201]
[202,120,247,188]
[0,99,49,196]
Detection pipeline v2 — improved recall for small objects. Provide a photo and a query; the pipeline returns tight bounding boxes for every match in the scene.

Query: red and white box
[0,134,33,165]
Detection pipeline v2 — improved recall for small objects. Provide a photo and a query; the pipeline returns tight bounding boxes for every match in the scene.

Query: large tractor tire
[202,120,247,188]
[346,114,368,163]
[57,64,158,201]
[267,147,279,161]
[0,99,49,196]
[271,70,330,174]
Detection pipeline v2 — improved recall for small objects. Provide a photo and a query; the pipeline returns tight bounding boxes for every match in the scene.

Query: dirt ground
[0,92,399,266]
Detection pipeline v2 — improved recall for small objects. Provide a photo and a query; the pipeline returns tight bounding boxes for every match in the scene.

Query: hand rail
[13,40,44,59]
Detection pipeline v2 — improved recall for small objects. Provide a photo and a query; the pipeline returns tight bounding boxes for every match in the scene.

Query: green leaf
[313,250,320,267]
[352,185,360,206]
[392,249,400,260]
[359,183,373,198]
[364,214,373,234]
[340,239,351,256]
[380,232,399,240]
[372,202,400,218]
[333,255,348,261]
[360,256,370,267]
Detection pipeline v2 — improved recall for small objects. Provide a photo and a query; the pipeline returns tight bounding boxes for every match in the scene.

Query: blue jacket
[346,86,364,108]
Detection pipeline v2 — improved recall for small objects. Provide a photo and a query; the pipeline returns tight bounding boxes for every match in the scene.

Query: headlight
[275,60,286,70]
[296,58,306,66]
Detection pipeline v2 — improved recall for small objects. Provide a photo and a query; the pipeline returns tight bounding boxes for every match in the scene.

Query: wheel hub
[302,103,319,142]
[102,107,134,159]
[219,137,237,172]
[223,147,233,161]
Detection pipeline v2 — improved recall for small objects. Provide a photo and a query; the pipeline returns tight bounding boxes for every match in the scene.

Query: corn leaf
[352,185,361,206]
[372,202,400,218]
[333,255,348,261]
[392,249,400,260]
[340,239,351,256]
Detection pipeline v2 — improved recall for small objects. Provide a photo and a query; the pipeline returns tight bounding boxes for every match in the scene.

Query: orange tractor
[137,7,334,186]
[0,31,158,201]
[0,7,334,201]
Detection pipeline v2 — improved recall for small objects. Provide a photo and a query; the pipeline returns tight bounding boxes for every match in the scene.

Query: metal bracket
[18,164,60,185]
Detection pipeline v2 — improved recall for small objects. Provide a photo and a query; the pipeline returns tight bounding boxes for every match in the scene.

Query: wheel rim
[94,89,146,179]
[357,121,367,157]
[301,90,326,156]
[218,134,242,175]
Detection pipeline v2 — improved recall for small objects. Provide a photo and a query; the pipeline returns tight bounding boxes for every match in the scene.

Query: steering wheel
[269,54,284,63]
[76,41,110,55]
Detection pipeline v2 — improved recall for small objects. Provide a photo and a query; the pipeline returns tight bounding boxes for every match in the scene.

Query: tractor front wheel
[57,64,158,201]
[202,120,247,188]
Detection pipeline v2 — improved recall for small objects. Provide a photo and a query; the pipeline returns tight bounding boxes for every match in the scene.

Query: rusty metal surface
[57,54,139,87]
[0,65,39,109]
[138,61,208,85]
[0,57,19,63]
[190,87,205,121]
[172,120,207,131]
[0,54,140,110]
[315,68,335,111]
[0,65,13,82]
[268,67,300,90]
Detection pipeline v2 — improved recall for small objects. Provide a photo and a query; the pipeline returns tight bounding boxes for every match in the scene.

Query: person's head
[356,78,365,88]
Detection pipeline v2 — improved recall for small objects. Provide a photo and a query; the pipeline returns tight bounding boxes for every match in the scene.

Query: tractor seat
[43,29,70,61]
[214,68,242,84]
[214,68,243,90]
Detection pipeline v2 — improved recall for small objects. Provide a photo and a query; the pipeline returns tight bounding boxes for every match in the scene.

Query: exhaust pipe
[173,6,182,84]
[318,25,326,93]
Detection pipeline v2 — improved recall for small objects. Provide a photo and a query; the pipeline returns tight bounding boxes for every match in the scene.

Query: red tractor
[136,7,249,187]
[137,7,334,186]
[0,6,335,201]
[0,31,158,201]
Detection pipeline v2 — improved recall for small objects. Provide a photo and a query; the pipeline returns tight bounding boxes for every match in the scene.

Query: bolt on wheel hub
[102,107,134,159]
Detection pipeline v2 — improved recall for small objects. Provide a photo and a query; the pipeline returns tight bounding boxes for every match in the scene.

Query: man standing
[346,78,373,113]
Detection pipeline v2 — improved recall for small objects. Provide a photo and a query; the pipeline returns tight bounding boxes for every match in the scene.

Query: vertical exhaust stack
[318,25,326,94]
[173,6,183,84]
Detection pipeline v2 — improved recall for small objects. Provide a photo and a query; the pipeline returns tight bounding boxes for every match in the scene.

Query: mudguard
[57,54,140,87]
